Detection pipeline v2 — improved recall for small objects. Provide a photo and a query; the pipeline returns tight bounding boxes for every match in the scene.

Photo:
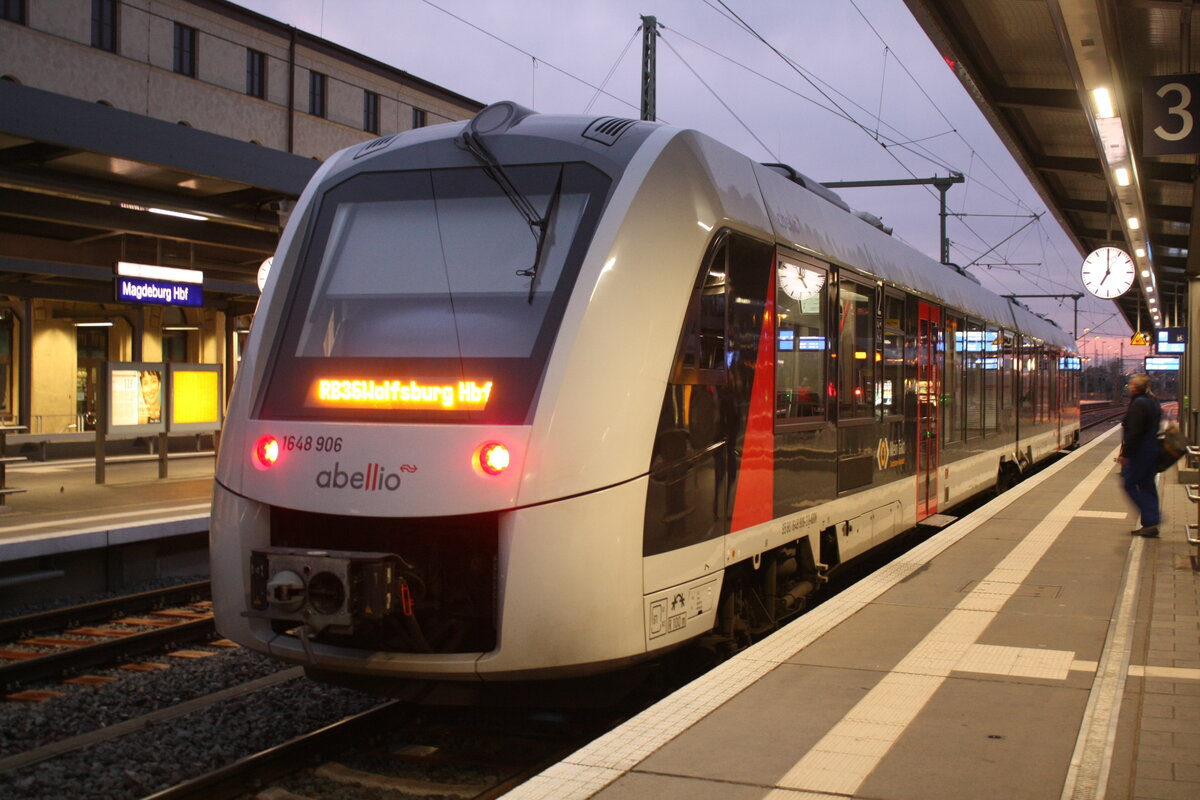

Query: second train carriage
[210,102,1079,685]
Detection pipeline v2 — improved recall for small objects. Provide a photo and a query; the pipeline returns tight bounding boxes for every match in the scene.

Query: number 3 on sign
[1143,73,1200,156]
[1155,82,1193,142]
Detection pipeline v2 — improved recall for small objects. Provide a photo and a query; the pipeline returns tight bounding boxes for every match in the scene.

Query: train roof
[335,102,1075,352]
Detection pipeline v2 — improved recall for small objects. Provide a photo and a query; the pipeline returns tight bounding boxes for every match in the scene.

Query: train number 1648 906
[281,435,343,453]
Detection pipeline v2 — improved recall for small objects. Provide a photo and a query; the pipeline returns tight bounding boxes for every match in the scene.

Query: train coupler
[250,547,410,634]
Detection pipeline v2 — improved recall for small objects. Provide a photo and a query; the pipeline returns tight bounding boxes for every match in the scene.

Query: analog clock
[778,260,825,300]
[1080,246,1135,299]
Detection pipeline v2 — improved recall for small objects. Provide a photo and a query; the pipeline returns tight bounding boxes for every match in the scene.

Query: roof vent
[853,210,892,235]
[354,134,396,159]
[761,163,850,212]
[583,117,638,146]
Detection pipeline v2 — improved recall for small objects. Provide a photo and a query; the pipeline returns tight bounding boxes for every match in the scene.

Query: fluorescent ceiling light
[162,326,200,331]
[1114,167,1130,186]
[1136,250,1146,259]
[74,321,113,327]
[1092,88,1116,118]
[1127,217,1140,230]
[148,207,208,221]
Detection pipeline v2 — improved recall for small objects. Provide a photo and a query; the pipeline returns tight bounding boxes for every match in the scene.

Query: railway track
[1081,402,1125,431]
[0,580,216,692]
[145,700,618,800]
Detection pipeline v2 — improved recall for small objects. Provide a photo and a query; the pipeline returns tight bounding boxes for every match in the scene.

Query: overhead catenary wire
[700,0,1067,281]
[416,0,643,115]
[657,35,778,161]
[584,26,641,115]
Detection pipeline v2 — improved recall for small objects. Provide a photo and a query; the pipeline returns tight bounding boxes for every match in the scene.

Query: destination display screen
[310,378,493,410]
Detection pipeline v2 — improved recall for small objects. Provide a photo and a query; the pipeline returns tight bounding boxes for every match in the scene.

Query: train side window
[964,319,984,439]
[943,314,963,444]
[983,325,1001,434]
[775,252,827,422]
[1019,336,1037,418]
[837,277,875,419]
[878,292,904,419]
[672,240,728,385]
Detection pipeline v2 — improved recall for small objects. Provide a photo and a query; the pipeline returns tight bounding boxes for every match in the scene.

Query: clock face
[1080,246,1135,299]
[778,260,825,301]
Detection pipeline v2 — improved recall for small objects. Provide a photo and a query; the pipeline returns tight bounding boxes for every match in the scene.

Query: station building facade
[0,0,482,434]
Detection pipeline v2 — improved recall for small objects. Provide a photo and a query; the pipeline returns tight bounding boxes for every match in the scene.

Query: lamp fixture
[1092,87,1115,118]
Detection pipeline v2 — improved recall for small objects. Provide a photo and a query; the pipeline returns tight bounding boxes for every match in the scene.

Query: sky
[232,0,1139,343]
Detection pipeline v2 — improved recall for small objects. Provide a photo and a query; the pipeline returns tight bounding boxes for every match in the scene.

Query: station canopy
[905,0,1199,335]
[0,80,317,313]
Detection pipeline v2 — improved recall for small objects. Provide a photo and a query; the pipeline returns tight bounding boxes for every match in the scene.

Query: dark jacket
[1121,393,1161,460]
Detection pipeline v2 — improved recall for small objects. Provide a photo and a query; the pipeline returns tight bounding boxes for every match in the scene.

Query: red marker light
[252,435,280,470]
[478,442,510,476]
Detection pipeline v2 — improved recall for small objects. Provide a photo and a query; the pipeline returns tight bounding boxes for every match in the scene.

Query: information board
[106,362,167,435]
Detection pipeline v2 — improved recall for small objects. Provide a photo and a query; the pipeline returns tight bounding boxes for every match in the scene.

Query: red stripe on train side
[731,289,775,532]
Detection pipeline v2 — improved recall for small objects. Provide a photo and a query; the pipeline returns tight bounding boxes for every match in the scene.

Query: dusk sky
[234,0,1142,344]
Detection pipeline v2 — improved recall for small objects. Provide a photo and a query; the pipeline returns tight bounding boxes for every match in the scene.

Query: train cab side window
[837,277,875,419]
[672,241,728,385]
[775,253,827,421]
[878,293,904,419]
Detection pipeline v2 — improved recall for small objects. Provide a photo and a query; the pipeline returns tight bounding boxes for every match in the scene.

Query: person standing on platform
[1119,373,1162,537]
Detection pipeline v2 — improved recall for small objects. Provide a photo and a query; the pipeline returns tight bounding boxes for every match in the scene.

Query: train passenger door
[916,302,940,519]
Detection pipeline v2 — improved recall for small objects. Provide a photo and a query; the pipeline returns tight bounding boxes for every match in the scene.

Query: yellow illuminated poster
[173,370,220,424]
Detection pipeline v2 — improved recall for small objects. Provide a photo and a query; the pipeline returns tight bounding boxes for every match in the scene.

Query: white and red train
[211,101,1079,688]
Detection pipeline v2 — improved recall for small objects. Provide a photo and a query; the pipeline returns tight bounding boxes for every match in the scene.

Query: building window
[309,71,326,117]
[91,0,117,52]
[363,90,380,134]
[173,23,197,77]
[411,107,427,128]
[246,48,266,98]
[1,0,26,25]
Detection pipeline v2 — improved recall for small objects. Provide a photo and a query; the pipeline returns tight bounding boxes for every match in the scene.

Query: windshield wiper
[455,129,561,303]
[516,168,563,303]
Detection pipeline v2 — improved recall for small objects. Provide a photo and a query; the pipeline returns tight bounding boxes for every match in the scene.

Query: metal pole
[640,16,657,122]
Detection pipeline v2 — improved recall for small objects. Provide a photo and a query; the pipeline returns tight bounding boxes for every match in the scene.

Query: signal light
[252,435,280,470]
[478,442,510,476]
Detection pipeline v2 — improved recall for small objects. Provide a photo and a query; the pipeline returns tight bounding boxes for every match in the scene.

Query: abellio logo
[315,462,417,491]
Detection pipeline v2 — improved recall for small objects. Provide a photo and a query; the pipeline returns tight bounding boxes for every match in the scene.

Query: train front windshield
[259,162,610,423]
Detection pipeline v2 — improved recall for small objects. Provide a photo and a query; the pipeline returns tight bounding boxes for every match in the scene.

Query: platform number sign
[1143,73,1200,156]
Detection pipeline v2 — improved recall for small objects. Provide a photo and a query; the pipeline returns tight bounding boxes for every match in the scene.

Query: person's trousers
[1122,458,1160,527]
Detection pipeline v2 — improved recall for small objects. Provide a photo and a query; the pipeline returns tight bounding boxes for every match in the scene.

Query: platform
[0,453,212,562]
[508,426,1200,800]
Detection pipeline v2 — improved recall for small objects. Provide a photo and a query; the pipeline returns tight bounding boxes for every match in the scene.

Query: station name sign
[115,262,203,307]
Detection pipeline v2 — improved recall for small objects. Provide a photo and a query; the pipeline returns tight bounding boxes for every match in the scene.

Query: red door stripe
[731,290,776,532]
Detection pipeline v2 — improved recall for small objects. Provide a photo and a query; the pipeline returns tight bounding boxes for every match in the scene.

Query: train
[210,101,1079,692]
